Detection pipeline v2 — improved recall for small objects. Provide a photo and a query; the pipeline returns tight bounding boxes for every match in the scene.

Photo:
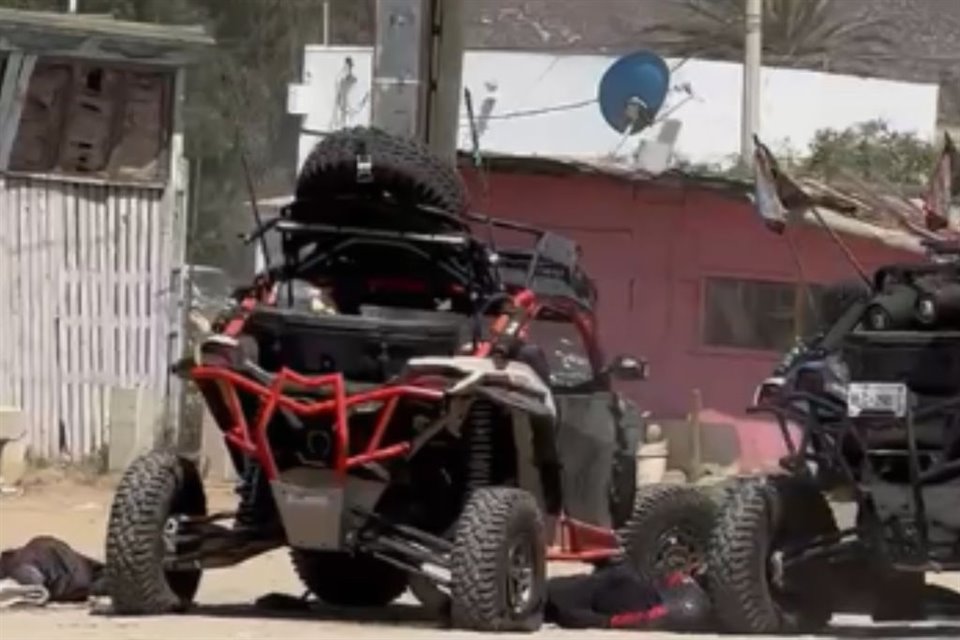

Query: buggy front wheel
[705,475,838,634]
[105,452,207,614]
[450,487,547,632]
[618,483,719,583]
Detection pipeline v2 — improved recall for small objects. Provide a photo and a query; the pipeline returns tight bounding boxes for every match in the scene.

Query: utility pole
[371,0,464,164]
[741,0,762,168]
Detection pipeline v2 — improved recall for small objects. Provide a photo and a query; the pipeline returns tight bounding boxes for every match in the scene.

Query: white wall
[289,46,940,170]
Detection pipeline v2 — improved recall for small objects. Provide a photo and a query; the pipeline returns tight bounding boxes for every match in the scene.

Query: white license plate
[847,382,909,418]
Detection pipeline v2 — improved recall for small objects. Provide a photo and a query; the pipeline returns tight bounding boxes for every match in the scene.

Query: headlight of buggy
[916,295,937,324]
[915,281,960,327]
[753,377,784,406]
[795,369,825,394]
[865,284,919,331]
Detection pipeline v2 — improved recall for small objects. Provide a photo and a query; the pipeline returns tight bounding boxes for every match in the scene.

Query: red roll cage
[192,282,619,562]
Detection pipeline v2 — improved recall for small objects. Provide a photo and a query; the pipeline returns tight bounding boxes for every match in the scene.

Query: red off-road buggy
[103,128,716,631]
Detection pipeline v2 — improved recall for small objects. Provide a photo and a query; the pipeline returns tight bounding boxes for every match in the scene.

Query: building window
[702,277,823,352]
[5,58,172,183]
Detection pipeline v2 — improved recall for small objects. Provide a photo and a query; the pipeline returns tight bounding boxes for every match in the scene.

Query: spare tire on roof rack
[293,127,470,227]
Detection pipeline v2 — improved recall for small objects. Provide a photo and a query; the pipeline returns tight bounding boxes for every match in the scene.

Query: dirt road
[1,478,957,640]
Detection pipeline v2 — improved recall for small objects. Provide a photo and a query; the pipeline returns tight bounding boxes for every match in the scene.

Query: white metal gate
[0,174,184,459]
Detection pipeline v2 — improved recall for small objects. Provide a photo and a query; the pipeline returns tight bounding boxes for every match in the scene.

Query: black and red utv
[103,127,717,631]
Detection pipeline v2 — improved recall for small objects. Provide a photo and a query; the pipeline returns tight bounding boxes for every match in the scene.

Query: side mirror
[608,355,649,381]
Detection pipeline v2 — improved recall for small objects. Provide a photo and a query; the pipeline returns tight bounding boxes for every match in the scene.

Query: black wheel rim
[654,526,704,575]
[506,539,536,615]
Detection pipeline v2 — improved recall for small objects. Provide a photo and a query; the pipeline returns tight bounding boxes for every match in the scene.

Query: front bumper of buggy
[748,385,960,571]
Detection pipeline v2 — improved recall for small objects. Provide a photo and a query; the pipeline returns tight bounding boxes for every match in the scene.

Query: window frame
[699,275,824,355]
[2,55,174,186]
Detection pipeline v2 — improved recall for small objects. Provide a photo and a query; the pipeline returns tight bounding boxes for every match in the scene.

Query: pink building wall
[461,167,920,468]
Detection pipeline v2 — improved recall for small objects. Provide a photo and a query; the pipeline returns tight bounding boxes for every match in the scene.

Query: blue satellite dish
[598,50,671,135]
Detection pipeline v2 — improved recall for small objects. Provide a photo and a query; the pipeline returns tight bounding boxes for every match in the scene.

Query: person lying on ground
[545,560,712,631]
[251,562,711,631]
[0,535,106,604]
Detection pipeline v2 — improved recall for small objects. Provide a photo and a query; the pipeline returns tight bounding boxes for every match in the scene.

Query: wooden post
[164,68,189,447]
[0,52,37,169]
[690,388,703,482]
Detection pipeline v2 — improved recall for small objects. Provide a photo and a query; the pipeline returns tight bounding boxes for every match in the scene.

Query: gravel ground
[0,478,957,640]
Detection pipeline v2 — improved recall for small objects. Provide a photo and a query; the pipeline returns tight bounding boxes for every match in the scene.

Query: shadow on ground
[85,589,960,637]
[190,602,439,627]
[827,623,960,638]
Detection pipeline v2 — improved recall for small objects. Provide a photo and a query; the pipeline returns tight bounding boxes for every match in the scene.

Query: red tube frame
[195,287,622,562]
[192,367,443,481]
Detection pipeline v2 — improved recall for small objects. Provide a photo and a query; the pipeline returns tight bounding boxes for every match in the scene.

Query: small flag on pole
[923,132,959,232]
[752,136,812,234]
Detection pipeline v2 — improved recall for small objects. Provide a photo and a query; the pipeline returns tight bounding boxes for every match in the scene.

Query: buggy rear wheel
[105,451,207,614]
[705,475,838,634]
[450,487,546,632]
[618,483,719,582]
[290,550,408,607]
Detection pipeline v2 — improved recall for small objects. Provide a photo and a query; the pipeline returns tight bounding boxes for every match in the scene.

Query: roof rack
[243,195,596,310]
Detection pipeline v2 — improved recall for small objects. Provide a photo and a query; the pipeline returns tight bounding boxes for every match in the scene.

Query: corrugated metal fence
[0,174,183,459]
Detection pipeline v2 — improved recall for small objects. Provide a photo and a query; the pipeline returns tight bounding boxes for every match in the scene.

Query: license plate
[847,382,909,417]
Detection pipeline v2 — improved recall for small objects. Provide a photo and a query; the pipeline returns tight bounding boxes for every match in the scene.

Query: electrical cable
[458,98,597,126]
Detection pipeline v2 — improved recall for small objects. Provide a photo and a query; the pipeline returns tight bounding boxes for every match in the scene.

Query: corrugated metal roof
[456,150,932,254]
[0,8,213,64]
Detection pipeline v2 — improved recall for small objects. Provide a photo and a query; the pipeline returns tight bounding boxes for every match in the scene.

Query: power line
[460,98,597,123]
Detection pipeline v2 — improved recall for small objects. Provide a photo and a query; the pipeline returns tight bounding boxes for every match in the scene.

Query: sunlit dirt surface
[1,475,957,640]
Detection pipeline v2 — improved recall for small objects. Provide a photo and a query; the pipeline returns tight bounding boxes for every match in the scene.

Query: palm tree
[641,0,899,73]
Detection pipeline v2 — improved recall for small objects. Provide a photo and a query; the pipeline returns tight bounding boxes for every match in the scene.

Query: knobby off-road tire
[706,475,838,634]
[450,487,547,632]
[290,550,407,607]
[295,126,469,217]
[105,451,207,614]
[619,483,719,583]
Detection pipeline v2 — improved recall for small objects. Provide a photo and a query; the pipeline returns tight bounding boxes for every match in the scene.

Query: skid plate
[271,468,385,551]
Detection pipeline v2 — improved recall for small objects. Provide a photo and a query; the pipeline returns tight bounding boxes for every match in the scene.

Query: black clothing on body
[545,563,711,631]
[0,536,104,602]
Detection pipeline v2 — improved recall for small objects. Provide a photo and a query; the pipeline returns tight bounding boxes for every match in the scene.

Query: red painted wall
[461,168,921,464]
